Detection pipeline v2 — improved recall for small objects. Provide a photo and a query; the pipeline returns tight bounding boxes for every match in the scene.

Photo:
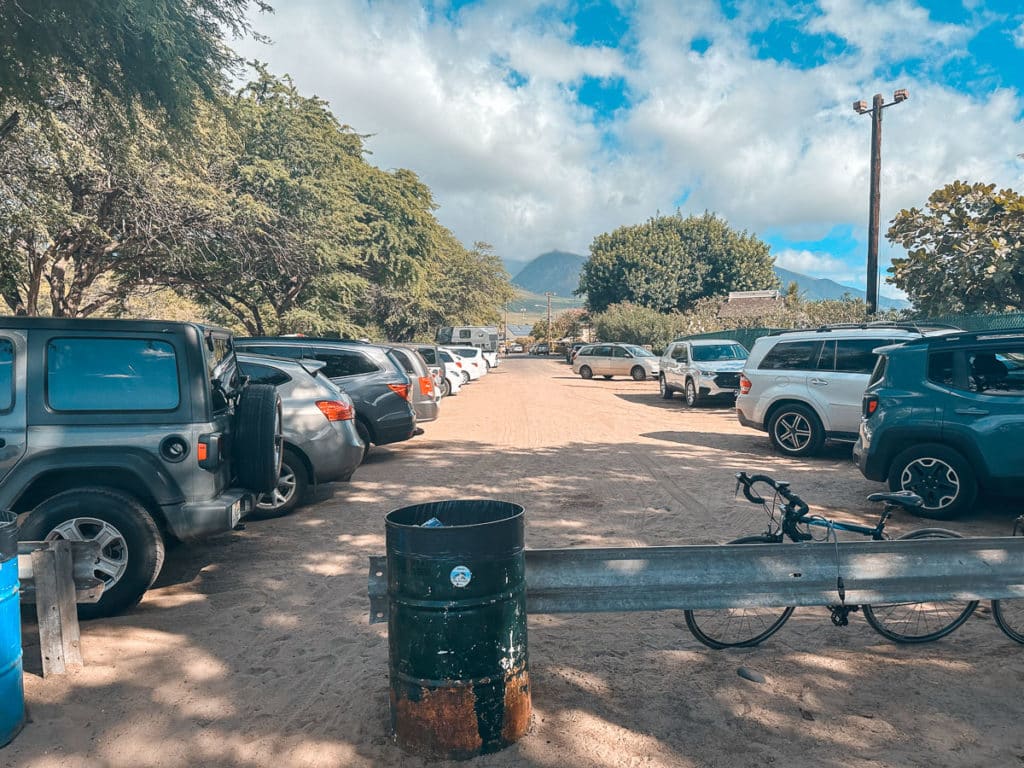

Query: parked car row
[649,322,1024,520]
[0,318,502,619]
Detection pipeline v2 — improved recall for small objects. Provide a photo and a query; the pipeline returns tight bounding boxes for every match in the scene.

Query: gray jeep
[0,318,282,617]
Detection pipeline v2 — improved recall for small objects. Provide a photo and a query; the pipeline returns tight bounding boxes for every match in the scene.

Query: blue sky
[236,0,1024,298]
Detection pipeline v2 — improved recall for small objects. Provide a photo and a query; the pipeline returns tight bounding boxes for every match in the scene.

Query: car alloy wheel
[685,380,698,407]
[48,516,129,587]
[899,457,960,511]
[258,462,298,512]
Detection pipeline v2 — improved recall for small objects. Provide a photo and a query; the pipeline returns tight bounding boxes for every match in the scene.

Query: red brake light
[316,400,355,421]
[197,442,208,461]
[739,374,752,395]
[388,383,410,401]
[864,395,879,418]
[456,361,463,368]
[419,376,434,396]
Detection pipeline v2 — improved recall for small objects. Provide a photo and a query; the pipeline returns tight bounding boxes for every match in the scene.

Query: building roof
[717,291,783,319]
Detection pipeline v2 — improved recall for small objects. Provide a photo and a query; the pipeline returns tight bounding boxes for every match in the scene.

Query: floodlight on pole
[853,88,909,314]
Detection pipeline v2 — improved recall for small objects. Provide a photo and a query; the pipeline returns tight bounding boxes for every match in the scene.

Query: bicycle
[684,472,979,649]
[991,514,1024,643]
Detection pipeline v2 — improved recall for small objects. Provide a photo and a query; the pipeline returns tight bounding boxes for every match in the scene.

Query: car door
[811,338,891,436]
[589,345,613,374]
[943,343,1024,484]
[0,331,27,481]
[665,343,688,389]
[611,345,632,375]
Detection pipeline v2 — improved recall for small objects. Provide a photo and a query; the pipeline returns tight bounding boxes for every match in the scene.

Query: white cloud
[1012,20,1024,48]
[232,0,1024,267]
[774,249,853,279]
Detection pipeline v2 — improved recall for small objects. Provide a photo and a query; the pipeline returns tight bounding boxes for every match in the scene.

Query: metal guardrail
[368,537,1024,623]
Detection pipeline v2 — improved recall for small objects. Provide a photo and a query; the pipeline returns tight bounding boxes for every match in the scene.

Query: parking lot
[10,354,1023,768]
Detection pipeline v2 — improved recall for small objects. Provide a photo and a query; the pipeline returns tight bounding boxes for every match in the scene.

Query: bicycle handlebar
[735,471,810,517]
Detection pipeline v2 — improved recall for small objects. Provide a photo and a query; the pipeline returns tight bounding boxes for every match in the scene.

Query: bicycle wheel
[862,528,978,643]
[993,600,1024,644]
[684,536,795,649]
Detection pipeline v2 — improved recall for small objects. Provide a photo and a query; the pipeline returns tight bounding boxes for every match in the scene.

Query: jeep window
[967,348,1024,396]
[834,339,886,374]
[0,339,13,411]
[313,348,379,378]
[928,351,956,387]
[692,344,746,362]
[758,341,822,371]
[868,355,887,387]
[239,361,291,387]
[205,334,240,412]
[47,338,179,411]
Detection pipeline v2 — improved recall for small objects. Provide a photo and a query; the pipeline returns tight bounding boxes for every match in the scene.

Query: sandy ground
[7,355,1024,768]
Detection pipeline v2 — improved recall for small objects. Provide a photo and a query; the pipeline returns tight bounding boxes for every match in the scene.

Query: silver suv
[736,326,922,456]
[659,339,748,406]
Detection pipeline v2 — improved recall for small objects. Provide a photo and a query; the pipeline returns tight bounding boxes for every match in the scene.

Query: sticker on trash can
[450,565,472,588]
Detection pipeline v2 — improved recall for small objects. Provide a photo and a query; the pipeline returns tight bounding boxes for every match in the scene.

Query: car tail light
[388,383,410,400]
[317,400,355,421]
[739,374,752,395]
[419,376,434,396]
[863,395,879,418]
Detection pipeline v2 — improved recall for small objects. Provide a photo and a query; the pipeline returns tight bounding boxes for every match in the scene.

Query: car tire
[254,448,309,518]
[579,366,593,379]
[684,379,699,408]
[767,403,825,456]
[233,383,284,494]
[441,378,451,397]
[20,487,165,619]
[630,366,646,381]
[659,375,674,400]
[355,419,373,464]
[887,444,977,520]
[602,374,613,380]
[461,371,471,385]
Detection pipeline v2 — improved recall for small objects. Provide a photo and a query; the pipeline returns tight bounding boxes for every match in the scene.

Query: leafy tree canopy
[578,212,778,313]
[887,181,1024,315]
[0,0,269,126]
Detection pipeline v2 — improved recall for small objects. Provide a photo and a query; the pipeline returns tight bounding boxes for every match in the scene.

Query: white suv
[659,339,748,406]
[736,326,922,456]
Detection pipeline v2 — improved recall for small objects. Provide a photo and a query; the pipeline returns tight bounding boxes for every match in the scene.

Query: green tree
[579,212,778,313]
[0,0,270,131]
[887,181,1024,314]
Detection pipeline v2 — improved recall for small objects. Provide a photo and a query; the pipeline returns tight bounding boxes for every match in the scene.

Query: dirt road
[10,355,1023,767]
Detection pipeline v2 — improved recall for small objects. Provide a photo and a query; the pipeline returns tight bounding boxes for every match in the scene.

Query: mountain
[774,267,910,310]
[511,250,588,298]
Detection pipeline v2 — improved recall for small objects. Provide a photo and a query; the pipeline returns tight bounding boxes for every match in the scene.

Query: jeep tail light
[863,395,879,418]
[197,442,208,461]
[419,376,434,397]
[316,400,355,421]
[388,383,410,400]
[739,374,752,395]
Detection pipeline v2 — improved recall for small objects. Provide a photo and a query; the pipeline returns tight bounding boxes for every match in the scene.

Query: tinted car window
[439,349,455,363]
[417,347,437,365]
[967,348,1024,396]
[592,345,612,356]
[612,346,629,357]
[0,339,12,411]
[390,349,418,375]
[671,344,688,362]
[815,340,836,371]
[238,343,305,360]
[624,345,654,357]
[691,344,746,362]
[239,362,291,387]
[928,351,955,387]
[835,339,886,374]
[758,341,822,371]
[314,347,379,377]
[47,338,179,411]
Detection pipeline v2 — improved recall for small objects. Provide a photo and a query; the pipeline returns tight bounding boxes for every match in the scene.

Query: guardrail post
[31,541,83,676]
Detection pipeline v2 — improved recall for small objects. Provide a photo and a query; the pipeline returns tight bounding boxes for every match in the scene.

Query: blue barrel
[0,511,24,747]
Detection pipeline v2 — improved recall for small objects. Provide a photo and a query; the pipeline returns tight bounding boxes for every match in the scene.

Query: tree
[887,181,1024,315]
[0,0,270,132]
[578,212,778,313]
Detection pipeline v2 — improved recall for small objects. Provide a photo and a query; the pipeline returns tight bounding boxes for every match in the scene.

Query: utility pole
[545,292,554,348]
[853,89,908,315]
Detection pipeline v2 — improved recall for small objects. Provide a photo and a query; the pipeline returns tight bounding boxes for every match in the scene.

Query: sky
[234,0,1024,298]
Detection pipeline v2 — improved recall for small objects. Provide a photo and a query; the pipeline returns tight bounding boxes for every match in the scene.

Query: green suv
[854,329,1024,519]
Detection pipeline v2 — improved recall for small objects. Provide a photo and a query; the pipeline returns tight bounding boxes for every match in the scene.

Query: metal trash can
[385,499,531,759]
[0,511,24,747]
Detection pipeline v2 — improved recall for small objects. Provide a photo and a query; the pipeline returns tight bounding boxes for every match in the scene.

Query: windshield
[452,347,478,357]
[623,345,654,358]
[691,344,748,362]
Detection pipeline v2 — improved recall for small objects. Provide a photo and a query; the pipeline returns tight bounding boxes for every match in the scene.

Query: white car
[736,325,924,456]
[572,343,660,380]
[436,348,464,396]
[445,346,488,382]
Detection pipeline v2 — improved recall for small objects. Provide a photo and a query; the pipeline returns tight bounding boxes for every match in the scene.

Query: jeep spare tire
[233,383,283,494]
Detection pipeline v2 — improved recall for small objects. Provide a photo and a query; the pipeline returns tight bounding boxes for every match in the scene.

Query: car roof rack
[902,327,1024,345]
[764,321,962,336]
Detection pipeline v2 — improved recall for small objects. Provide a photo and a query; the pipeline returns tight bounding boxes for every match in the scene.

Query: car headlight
[698,369,714,376]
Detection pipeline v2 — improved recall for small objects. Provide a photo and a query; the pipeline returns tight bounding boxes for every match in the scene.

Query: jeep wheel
[659,375,674,400]
[233,383,283,494]
[768,403,825,456]
[887,444,977,520]
[254,448,308,518]
[684,379,699,408]
[20,488,164,619]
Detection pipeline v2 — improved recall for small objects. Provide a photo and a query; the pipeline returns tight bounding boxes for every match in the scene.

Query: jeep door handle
[809,378,829,386]
[955,408,989,416]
